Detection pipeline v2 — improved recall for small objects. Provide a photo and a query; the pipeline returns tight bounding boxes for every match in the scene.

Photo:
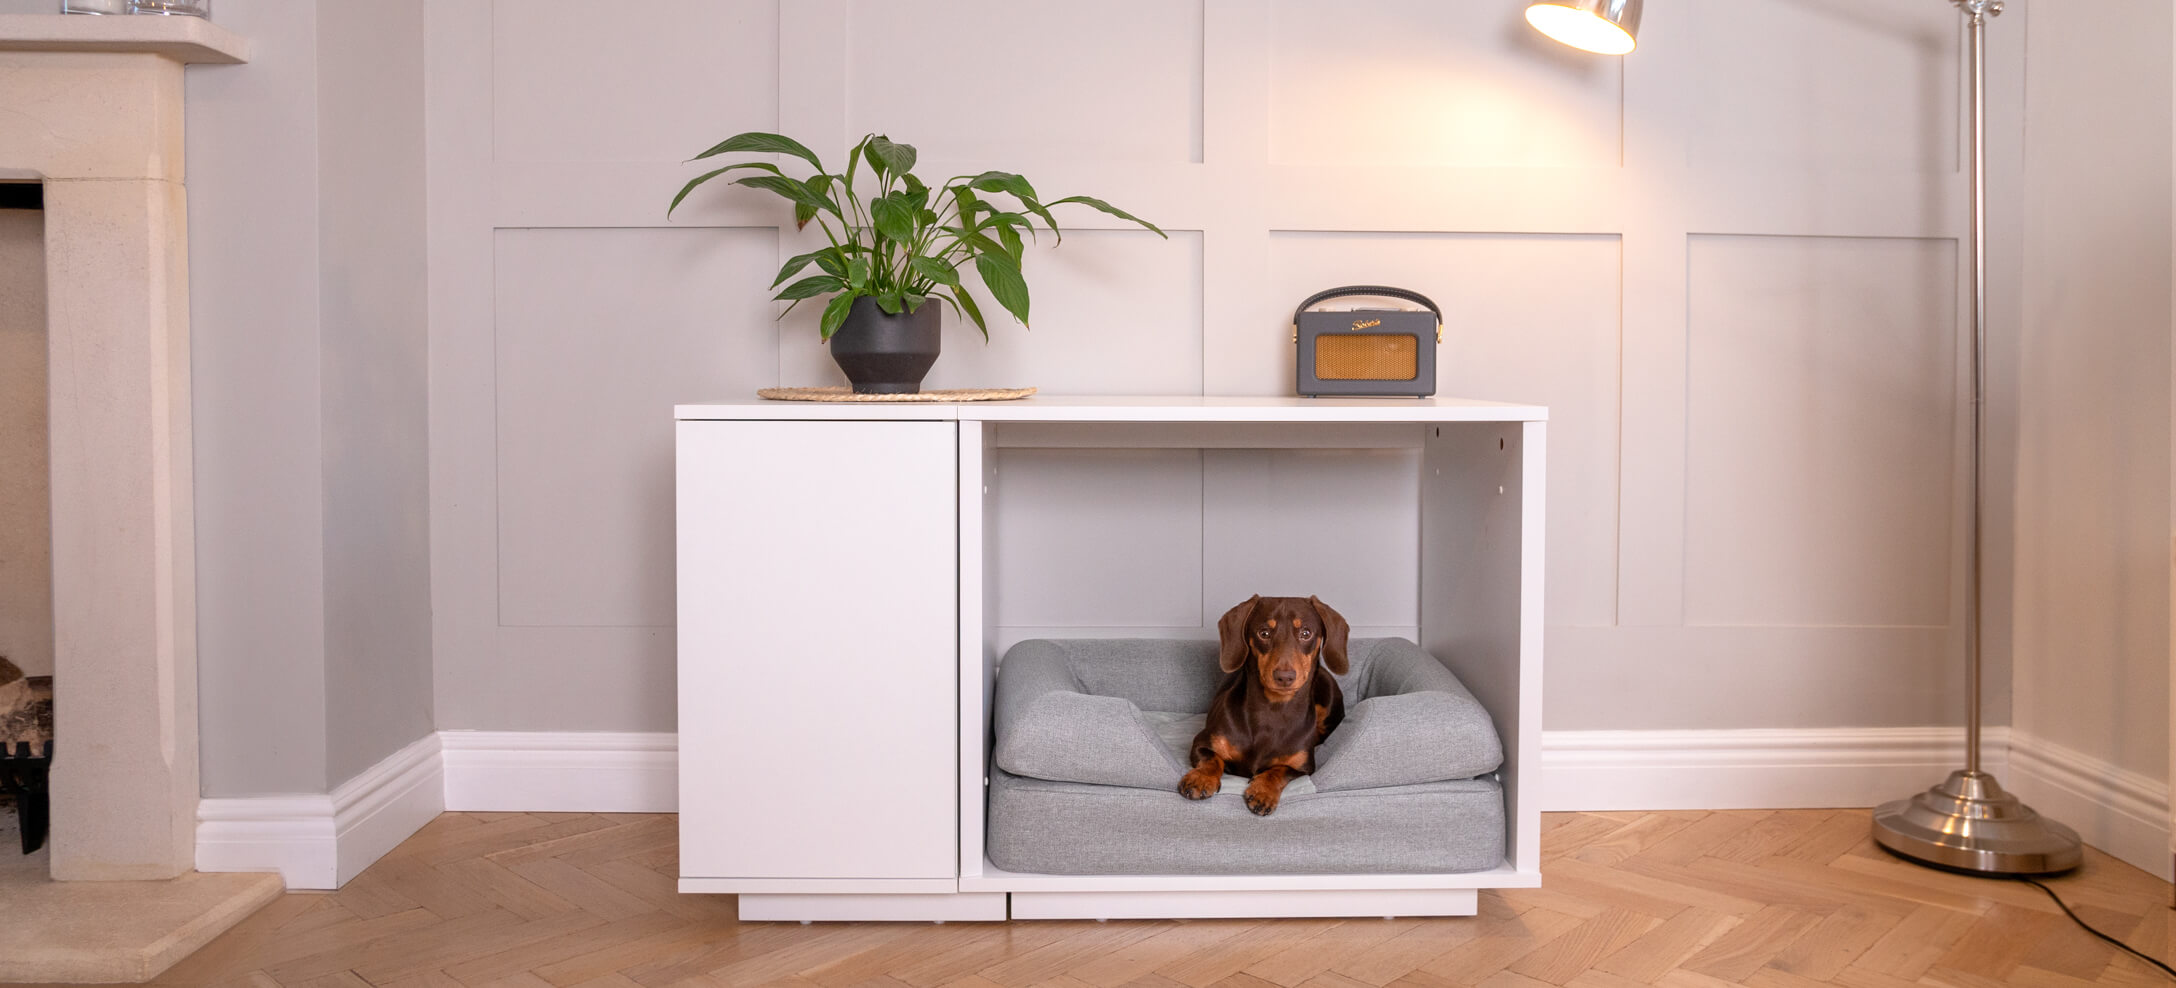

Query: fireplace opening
[0,182,51,859]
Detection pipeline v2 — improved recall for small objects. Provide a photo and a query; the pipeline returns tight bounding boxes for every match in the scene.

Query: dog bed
[987,637,1506,875]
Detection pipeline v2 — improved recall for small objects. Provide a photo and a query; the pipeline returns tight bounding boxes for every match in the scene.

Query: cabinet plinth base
[737,892,1009,923]
[1008,888,1478,920]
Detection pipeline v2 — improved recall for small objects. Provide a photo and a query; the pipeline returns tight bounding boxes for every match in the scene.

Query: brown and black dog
[1178,595,1348,816]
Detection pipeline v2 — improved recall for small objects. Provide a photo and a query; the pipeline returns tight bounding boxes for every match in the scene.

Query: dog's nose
[1272,669,1297,687]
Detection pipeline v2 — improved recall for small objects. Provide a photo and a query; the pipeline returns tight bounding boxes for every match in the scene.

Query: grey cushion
[991,637,1502,792]
[993,691,1183,788]
[987,764,1505,875]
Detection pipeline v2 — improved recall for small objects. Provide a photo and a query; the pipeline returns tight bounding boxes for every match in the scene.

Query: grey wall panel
[488,626,677,731]
[1200,449,1421,631]
[1687,0,1957,170]
[1683,234,1958,630]
[1268,0,1621,168]
[423,0,2022,740]
[494,226,780,629]
[992,448,1205,631]
[924,231,1205,396]
[187,0,331,796]
[319,0,437,788]
[493,0,779,164]
[2013,0,2173,779]
[846,0,1204,164]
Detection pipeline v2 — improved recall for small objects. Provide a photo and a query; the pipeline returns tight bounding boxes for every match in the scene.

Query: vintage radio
[1292,285,1443,397]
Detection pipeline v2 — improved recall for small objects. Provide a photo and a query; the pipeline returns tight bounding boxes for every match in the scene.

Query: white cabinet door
[676,420,958,880]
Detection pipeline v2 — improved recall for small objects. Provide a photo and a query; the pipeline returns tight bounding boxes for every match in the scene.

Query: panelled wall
[188,0,435,795]
[427,0,2005,736]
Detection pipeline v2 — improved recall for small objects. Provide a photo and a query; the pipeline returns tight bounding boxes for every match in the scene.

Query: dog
[1178,595,1348,816]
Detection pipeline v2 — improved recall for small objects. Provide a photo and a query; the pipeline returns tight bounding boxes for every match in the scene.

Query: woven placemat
[757,386,1037,403]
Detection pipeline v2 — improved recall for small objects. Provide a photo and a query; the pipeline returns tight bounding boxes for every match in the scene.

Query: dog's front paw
[1242,780,1282,816]
[1178,768,1222,800]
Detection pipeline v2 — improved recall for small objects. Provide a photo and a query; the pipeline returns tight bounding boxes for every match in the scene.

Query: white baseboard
[2005,728,2172,881]
[440,730,677,813]
[196,733,444,889]
[1541,727,2009,814]
[196,726,2171,890]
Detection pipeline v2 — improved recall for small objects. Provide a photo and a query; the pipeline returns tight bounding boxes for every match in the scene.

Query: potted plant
[670,132,1165,394]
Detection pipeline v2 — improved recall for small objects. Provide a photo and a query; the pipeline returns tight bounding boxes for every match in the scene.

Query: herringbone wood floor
[90,809,2176,988]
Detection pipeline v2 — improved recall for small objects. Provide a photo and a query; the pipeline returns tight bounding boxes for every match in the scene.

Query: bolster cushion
[992,640,1185,789]
[1310,638,1503,791]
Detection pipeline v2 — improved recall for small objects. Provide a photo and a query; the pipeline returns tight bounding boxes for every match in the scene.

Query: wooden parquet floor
[78,809,2176,988]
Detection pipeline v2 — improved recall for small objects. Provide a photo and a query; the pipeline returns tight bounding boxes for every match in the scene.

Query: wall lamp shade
[1526,0,1642,55]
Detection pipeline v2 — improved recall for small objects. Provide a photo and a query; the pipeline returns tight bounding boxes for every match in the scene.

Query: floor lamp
[1528,0,2083,874]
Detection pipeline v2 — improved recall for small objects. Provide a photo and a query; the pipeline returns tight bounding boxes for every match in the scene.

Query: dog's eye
[1298,629,1313,640]
[1257,629,1270,639]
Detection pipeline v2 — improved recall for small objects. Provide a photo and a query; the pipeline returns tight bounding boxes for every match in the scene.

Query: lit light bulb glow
[1525,3,1637,55]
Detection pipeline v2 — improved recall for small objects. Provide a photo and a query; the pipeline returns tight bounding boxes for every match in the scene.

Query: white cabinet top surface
[675,395,1548,423]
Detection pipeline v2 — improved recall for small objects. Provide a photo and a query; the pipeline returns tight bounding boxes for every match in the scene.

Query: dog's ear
[1216,595,1261,673]
[1311,596,1351,675]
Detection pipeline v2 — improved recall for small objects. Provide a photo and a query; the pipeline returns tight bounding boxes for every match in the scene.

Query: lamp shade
[1526,0,1641,55]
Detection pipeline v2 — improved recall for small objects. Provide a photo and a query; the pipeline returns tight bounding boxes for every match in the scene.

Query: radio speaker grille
[1315,334,1418,381]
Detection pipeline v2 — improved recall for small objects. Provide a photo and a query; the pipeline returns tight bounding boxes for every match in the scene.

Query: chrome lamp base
[1872,770,2083,875]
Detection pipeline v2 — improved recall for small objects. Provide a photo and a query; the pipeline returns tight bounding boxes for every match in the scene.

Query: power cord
[2014,876,2176,980]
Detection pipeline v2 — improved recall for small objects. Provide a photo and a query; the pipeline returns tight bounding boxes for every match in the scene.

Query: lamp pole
[1869,0,2084,876]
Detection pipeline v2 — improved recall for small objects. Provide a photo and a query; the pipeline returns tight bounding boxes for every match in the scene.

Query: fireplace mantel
[0,13,247,62]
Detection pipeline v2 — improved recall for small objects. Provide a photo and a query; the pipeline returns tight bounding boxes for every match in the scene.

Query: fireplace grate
[0,740,50,854]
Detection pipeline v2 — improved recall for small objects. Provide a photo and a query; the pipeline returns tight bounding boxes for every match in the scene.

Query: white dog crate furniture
[675,397,1545,922]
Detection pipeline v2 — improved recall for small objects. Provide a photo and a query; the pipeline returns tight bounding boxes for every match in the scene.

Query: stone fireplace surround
[0,13,286,983]
[0,10,244,884]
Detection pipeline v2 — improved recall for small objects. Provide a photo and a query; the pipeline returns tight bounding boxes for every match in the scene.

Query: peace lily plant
[670,132,1164,393]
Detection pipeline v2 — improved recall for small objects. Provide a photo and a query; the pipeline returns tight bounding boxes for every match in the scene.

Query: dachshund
[1178,595,1348,816]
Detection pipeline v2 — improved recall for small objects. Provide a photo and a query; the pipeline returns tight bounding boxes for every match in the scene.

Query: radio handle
[1290,285,1444,344]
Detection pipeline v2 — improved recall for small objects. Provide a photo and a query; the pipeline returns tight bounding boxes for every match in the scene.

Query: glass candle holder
[61,0,130,13]
[128,0,210,15]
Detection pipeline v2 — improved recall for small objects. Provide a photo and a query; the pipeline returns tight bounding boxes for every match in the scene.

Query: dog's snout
[1272,668,1298,687]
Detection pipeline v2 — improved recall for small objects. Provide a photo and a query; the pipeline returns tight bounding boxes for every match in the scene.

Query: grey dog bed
[987,637,1506,875]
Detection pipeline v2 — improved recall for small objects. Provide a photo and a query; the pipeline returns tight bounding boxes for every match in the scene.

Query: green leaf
[867,135,918,177]
[869,194,916,243]
[690,132,824,173]
[1050,195,1166,237]
[847,257,871,291]
[903,173,930,213]
[950,287,990,341]
[967,171,1037,201]
[909,255,961,287]
[819,292,858,340]
[943,225,1008,258]
[772,249,834,288]
[802,174,836,227]
[732,174,838,216]
[1019,196,1064,244]
[876,292,903,315]
[903,291,927,312]
[667,161,782,217]
[975,253,1031,327]
[814,251,848,278]
[950,186,986,224]
[774,275,843,301]
[997,223,1024,261]
[846,136,868,186]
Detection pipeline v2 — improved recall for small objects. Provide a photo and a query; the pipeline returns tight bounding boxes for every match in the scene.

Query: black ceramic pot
[829,296,941,394]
